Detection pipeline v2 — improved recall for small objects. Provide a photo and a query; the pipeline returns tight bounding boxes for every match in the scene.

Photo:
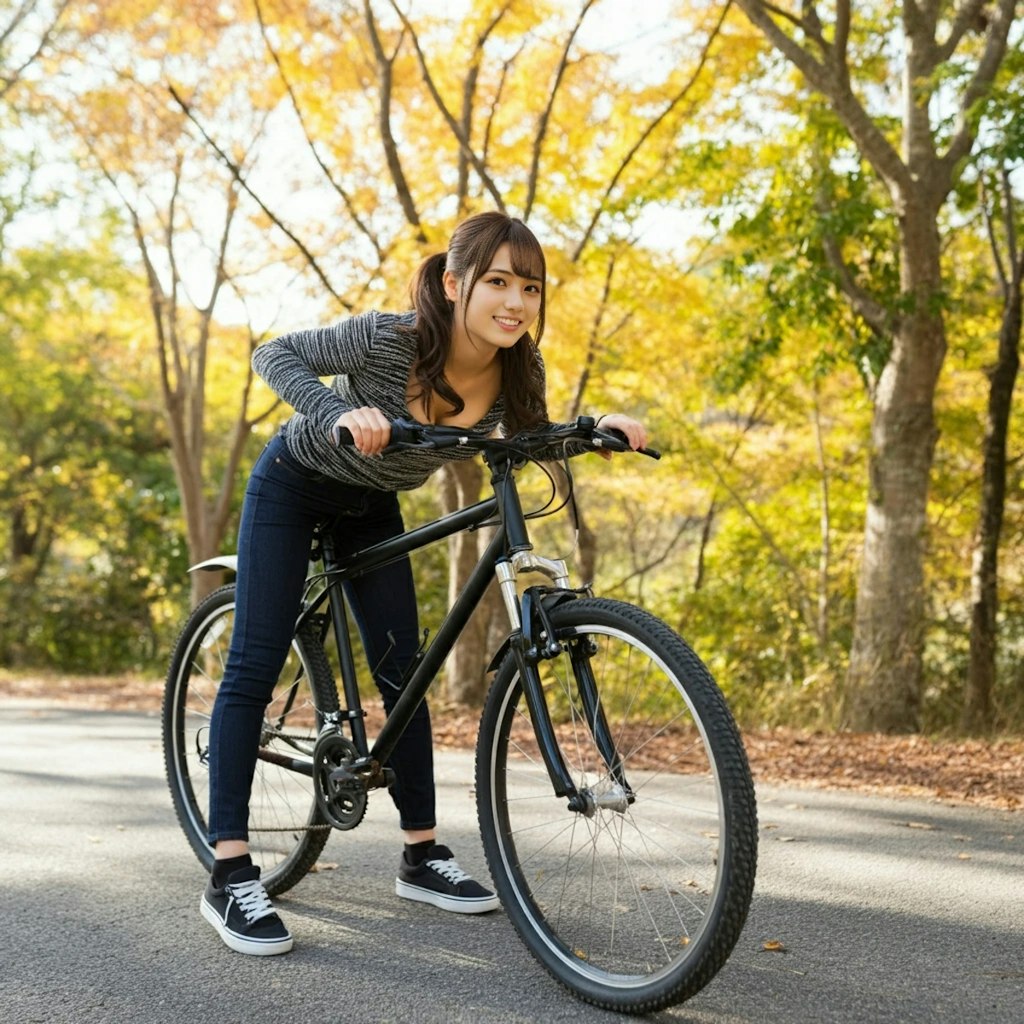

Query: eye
[486,275,507,286]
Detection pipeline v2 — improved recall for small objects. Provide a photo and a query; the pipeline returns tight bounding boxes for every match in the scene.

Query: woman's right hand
[333,407,391,455]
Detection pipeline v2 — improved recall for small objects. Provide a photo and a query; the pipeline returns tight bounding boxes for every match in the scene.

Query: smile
[494,317,521,329]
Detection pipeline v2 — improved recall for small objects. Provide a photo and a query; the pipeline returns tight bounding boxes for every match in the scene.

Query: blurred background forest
[1,0,1022,737]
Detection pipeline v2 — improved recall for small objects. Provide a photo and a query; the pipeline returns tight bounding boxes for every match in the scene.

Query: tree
[0,219,178,668]
[965,52,1024,731]
[732,0,1021,732]
[0,0,70,101]
[51,1,294,604]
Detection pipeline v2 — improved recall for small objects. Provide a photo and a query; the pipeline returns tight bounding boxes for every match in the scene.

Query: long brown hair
[406,212,548,434]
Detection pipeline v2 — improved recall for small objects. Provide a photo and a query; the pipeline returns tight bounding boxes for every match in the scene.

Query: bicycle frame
[296,450,585,804]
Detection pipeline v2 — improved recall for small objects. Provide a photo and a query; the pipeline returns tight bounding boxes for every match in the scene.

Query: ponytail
[406,251,464,422]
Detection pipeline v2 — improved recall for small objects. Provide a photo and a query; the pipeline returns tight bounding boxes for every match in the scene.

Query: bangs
[505,224,546,284]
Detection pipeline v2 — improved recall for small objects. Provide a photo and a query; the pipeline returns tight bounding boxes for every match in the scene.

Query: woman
[200,211,647,955]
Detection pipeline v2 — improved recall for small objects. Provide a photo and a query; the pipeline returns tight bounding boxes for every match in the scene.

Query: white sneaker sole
[200,896,294,955]
[395,878,500,914]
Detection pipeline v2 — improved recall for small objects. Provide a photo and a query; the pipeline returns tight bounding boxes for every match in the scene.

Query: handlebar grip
[330,419,424,449]
[330,425,355,446]
[601,427,662,460]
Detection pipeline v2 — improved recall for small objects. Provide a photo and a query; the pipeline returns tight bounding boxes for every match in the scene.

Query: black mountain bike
[161,416,757,1013]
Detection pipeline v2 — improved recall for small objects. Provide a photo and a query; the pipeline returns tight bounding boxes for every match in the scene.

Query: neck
[448,327,501,378]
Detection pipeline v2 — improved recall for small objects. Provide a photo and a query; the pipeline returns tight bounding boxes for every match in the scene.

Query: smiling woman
[403,212,548,433]
[197,209,648,957]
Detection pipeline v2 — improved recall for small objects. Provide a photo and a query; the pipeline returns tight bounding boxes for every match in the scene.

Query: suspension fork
[490,452,631,810]
[496,560,634,808]
[496,560,578,804]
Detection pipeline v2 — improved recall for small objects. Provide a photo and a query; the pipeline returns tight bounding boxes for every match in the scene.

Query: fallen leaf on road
[762,940,787,953]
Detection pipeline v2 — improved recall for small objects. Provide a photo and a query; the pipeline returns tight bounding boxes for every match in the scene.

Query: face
[444,243,543,355]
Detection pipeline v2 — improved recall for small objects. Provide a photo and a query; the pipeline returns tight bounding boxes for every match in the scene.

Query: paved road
[0,700,1020,1024]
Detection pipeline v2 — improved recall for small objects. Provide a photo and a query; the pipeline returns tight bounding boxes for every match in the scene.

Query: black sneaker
[395,844,500,914]
[200,865,294,955]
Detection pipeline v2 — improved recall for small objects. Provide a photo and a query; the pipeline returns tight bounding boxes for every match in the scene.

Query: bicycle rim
[162,586,338,894]
[478,599,757,1012]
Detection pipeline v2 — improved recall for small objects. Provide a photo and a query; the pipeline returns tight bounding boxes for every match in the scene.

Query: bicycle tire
[476,597,757,1012]
[162,584,339,896]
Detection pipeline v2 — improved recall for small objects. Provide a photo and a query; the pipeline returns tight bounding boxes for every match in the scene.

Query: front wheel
[161,584,339,895]
[476,598,757,1013]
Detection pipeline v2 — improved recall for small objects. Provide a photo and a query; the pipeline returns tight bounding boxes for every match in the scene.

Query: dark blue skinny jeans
[206,432,434,843]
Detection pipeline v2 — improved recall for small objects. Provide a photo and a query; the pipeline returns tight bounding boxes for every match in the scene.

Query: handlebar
[330,416,661,460]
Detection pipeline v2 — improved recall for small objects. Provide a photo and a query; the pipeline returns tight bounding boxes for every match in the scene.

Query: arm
[251,310,380,434]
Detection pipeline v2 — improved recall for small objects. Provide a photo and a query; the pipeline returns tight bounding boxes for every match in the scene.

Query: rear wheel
[476,598,757,1012]
[162,584,339,895]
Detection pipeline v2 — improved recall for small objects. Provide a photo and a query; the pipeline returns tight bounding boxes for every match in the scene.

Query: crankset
[313,730,368,830]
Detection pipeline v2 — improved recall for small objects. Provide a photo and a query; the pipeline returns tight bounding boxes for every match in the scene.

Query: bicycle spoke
[478,599,757,1011]
[163,586,338,896]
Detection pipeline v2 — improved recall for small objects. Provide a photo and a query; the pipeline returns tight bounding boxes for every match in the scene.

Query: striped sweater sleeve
[251,310,379,434]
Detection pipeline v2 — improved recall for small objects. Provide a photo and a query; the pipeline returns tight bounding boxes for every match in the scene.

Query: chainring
[313,730,368,831]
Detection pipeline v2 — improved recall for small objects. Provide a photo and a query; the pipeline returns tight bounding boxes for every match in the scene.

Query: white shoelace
[227,878,277,924]
[426,856,471,885]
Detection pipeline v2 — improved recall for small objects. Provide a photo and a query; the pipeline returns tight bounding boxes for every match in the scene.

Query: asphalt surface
[0,700,1021,1023]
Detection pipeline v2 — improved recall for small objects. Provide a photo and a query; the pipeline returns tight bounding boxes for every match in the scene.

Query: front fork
[495,556,634,815]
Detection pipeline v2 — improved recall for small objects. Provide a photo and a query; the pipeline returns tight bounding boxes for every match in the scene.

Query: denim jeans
[206,431,434,842]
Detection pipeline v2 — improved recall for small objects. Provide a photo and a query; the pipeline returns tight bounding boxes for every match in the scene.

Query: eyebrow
[485,266,543,282]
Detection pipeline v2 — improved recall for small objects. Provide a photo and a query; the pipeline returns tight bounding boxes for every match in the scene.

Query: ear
[442,270,460,303]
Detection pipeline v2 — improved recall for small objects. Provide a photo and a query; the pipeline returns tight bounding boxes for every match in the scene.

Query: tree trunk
[439,460,498,704]
[843,202,946,733]
[965,254,1023,732]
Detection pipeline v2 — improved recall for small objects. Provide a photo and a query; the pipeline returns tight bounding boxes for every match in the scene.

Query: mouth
[494,317,522,330]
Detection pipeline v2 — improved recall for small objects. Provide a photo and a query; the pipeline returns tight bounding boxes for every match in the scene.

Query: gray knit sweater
[253,309,529,491]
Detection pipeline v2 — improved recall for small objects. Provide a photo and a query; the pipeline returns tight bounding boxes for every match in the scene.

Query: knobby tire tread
[475,597,757,1013]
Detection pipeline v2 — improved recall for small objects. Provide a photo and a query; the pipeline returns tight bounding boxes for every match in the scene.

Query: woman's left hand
[594,413,648,459]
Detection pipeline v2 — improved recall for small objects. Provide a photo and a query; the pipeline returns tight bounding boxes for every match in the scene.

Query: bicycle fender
[486,634,514,673]
[485,590,581,672]
[188,555,239,574]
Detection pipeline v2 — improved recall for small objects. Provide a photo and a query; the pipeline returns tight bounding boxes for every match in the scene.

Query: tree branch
[813,151,892,336]
[566,251,616,420]
[935,0,988,61]
[364,1,427,240]
[735,0,912,196]
[524,0,597,219]
[167,84,352,310]
[456,1,513,211]
[0,0,70,99]
[701,445,818,633]
[938,0,1019,180]
[572,0,732,261]
[254,0,385,264]
[980,174,1009,295]
[833,0,851,68]
[608,514,698,594]
[387,0,507,213]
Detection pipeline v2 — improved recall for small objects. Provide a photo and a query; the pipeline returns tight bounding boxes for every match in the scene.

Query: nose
[504,286,525,311]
